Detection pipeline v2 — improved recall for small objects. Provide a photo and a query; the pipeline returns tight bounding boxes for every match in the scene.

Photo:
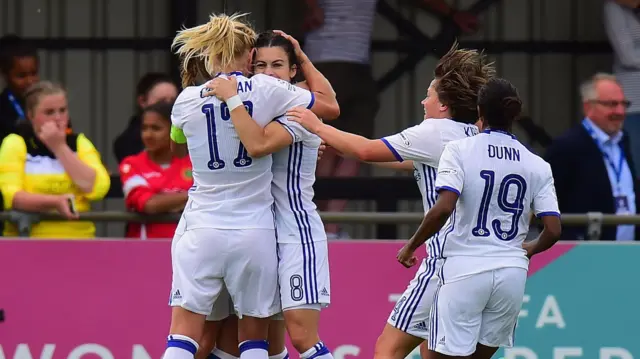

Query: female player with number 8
[164,13,339,359]
[203,30,339,359]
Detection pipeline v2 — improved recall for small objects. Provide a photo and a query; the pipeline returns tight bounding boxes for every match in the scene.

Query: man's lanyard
[583,119,625,189]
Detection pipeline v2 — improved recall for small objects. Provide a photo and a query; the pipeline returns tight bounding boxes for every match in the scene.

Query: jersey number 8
[472,170,527,241]
[202,102,254,170]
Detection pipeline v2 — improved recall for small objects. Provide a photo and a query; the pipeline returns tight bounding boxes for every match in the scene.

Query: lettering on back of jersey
[464,126,478,137]
[237,80,252,93]
[488,144,521,162]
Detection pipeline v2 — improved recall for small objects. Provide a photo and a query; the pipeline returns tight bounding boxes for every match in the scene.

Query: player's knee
[287,323,318,353]
[373,325,415,359]
[374,333,393,357]
[238,316,270,341]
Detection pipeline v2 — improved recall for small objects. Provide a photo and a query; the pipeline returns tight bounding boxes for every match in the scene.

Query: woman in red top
[119,101,192,239]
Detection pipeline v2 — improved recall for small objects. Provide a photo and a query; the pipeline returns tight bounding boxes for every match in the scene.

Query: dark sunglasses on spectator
[591,100,632,109]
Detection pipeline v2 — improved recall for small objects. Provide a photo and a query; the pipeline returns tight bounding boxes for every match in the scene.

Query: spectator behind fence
[604,0,640,175]
[544,73,640,241]
[0,81,110,238]
[119,102,192,239]
[112,73,178,164]
[0,34,39,141]
[303,0,478,238]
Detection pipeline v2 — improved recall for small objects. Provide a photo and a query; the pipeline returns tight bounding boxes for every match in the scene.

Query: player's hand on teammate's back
[317,141,327,161]
[397,244,418,268]
[204,76,238,101]
[287,107,323,133]
[522,241,535,259]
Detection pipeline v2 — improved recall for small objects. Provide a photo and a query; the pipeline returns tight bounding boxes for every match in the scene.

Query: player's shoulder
[445,132,477,149]
[526,150,553,174]
[252,74,304,93]
[175,85,206,103]
[252,74,286,87]
[423,118,478,137]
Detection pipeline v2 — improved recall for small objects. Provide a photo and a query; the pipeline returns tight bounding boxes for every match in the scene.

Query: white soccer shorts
[169,227,281,319]
[277,241,331,310]
[429,267,527,356]
[387,257,442,339]
[206,286,234,321]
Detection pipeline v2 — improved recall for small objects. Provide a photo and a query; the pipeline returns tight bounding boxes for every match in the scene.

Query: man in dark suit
[545,73,639,241]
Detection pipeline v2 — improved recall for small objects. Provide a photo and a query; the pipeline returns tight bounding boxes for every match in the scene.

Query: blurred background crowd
[0,0,638,241]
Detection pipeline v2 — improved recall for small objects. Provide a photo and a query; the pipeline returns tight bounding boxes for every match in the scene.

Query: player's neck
[221,63,246,75]
[147,149,173,165]
[484,126,512,133]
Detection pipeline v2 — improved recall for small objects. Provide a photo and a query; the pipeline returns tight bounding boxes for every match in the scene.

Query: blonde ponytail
[172,13,256,87]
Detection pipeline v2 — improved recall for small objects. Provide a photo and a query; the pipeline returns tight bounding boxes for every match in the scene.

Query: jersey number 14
[472,170,527,241]
[202,102,254,170]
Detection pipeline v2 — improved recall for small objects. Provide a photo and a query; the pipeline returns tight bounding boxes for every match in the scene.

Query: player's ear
[439,102,448,114]
[290,64,297,80]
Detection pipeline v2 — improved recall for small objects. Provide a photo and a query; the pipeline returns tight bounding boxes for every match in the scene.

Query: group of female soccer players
[164,12,561,359]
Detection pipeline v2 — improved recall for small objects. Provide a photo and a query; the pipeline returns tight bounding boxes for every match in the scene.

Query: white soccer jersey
[271,117,326,243]
[171,72,315,230]
[434,129,560,282]
[382,118,478,256]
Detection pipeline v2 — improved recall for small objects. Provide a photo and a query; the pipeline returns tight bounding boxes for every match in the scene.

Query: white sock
[210,348,239,359]
[163,334,199,359]
[269,348,289,359]
[300,341,333,359]
[239,340,269,359]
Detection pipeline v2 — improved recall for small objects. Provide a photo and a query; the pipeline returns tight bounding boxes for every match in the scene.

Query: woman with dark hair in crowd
[0,34,39,141]
[118,101,192,239]
[112,72,178,163]
[0,81,110,238]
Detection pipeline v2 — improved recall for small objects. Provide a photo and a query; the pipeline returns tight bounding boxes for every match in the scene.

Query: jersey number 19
[472,170,527,241]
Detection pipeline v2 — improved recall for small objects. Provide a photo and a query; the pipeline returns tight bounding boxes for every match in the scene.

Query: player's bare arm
[287,107,398,162]
[369,161,415,172]
[522,215,561,258]
[397,190,458,268]
[273,30,339,120]
[206,76,293,158]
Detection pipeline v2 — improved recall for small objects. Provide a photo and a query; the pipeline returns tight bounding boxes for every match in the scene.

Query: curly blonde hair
[172,13,256,88]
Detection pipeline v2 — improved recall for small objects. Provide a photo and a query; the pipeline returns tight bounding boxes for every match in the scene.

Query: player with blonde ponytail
[163,13,339,359]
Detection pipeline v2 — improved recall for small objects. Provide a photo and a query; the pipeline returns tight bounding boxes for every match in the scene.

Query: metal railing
[0,210,638,240]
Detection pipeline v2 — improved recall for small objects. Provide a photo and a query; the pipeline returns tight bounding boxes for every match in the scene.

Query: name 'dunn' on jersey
[434,130,559,268]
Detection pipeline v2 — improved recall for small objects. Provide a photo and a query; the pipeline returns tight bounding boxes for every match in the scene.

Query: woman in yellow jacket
[0,81,110,238]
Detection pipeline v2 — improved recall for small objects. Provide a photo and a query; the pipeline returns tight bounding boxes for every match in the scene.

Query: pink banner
[0,240,574,359]
[0,239,419,359]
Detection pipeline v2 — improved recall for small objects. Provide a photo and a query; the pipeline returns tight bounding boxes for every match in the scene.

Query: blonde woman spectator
[0,81,110,238]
